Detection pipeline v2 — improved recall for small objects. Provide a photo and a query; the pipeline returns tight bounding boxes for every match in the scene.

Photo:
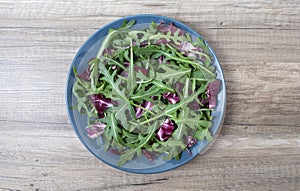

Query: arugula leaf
[130,85,164,101]
[73,66,90,90]
[96,20,136,58]
[163,107,190,160]
[101,113,125,151]
[194,127,213,142]
[136,45,216,79]
[72,67,99,124]
[88,58,99,91]
[101,56,127,71]
[98,61,128,102]
[126,40,137,91]
[156,63,191,84]
[162,79,191,160]
[118,121,158,166]
[111,100,136,131]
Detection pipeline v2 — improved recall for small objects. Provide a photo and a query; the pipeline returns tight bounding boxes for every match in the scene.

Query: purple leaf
[89,94,113,118]
[207,80,221,108]
[134,66,148,75]
[85,122,106,139]
[179,42,205,61]
[135,100,154,118]
[78,67,90,81]
[123,62,148,76]
[179,42,203,52]
[108,148,122,155]
[158,55,164,64]
[140,41,148,47]
[188,100,201,110]
[120,70,129,77]
[158,21,185,36]
[163,92,180,104]
[103,48,115,56]
[156,119,175,141]
[142,150,156,162]
[186,136,197,148]
[185,136,197,155]
[156,39,168,45]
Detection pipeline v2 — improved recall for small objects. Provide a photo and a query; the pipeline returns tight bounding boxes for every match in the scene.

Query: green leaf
[88,58,99,91]
[72,66,90,90]
[136,45,216,79]
[122,129,139,146]
[118,148,139,165]
[127,40,137,91]
[130,84,163,101]
[117,121,158,166]
[98,61,128,102]
[156,63,191,84]
[101,56,127,71]
[148,22,158,34]
[163,79,191,160]
[101,113,126,151]
[194,37,210,54]
[163,108,189,160]
[151,80,174,93]
[194,127,213,142]
[96,20,136,58]
[112,101,133,130]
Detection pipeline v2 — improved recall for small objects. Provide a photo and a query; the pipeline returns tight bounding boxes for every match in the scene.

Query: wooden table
[0,0,299,190]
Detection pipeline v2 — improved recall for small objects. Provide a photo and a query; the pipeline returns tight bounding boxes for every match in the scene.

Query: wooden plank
[1,28,299,63]
[0,122,299,190]
[0,0,299,29]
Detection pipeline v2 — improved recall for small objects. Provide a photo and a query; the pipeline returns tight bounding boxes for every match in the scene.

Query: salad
[72,20,221,166]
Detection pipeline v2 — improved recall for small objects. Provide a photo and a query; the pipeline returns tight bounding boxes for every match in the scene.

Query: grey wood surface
[0,0,299,190]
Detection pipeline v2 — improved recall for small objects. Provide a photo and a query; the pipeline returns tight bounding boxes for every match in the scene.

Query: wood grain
[0,0,299,190]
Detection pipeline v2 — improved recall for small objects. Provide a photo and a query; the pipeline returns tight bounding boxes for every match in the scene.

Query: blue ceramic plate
[66,14,226,174]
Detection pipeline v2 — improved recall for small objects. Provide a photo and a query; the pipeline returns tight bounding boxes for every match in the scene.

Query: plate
[66,14,226,174]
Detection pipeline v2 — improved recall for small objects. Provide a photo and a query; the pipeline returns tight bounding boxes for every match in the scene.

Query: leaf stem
[101,56,127,71]
[198,108,215,111]
[161,50,215,76]
[130,102,155,115]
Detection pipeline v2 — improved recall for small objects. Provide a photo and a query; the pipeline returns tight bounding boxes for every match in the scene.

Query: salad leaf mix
[72,20,221,166]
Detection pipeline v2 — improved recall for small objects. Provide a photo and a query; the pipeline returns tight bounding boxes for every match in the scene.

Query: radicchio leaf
[142,149,156,162]
[185,135,198,155]
[89,94,113,118]
[135,100,154,118]
[108,148,123,155]
[188,100,201,110]
[103,48,115,56]
[158,21,185,36]
[163,92,180,104]
[156,119,175,141]
[78,67,90,81]
[186,136,197,148]
[207,80,221,108]
[156,39,168,45]
[123,62,148,76]
[140,41,148,47]
[179,42,203,53]
[179,42,206,61]
[85,121,106,139]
